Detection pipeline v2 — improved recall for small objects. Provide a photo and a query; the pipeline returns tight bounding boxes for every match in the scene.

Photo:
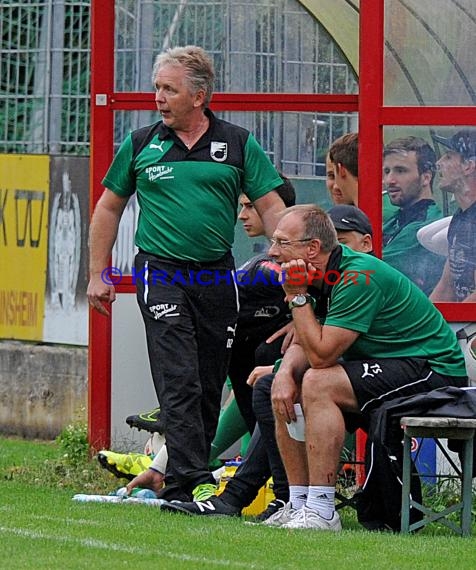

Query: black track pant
[135,251,238,499]
[220,373,289,508]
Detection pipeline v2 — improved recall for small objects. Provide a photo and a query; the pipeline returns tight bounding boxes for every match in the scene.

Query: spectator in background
[430,129,476,302]
[327,204,373,254]
[325,153,348,205]
[328,133,359,206]
[382,136,445,296]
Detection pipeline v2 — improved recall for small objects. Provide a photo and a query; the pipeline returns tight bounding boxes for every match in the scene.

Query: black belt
[137,249,234,270]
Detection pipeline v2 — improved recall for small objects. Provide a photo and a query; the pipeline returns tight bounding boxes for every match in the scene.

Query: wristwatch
[288,293,316,310]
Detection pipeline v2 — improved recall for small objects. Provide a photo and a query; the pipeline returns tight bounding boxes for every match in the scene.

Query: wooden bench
[400,416,476,536]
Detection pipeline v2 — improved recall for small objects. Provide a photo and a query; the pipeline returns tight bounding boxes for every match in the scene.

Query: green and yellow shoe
[97,450,152,481]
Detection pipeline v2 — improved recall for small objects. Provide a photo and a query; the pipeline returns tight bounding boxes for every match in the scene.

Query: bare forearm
[429,261,456,302]
[254,191,286,238]
[290,306,335,368]
[429,279,455,302]
[279,342,310,380]
[89,192,128,275]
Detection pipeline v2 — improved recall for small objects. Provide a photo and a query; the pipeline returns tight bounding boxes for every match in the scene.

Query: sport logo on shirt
[210,141,228,162]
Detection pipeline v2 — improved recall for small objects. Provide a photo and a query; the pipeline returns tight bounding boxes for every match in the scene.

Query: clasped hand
[281,258,317,300]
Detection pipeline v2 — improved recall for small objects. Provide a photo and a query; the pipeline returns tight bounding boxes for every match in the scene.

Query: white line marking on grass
[0,526,257,568]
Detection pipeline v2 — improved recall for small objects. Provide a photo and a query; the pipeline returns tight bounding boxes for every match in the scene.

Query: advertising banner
[0,155,49,340]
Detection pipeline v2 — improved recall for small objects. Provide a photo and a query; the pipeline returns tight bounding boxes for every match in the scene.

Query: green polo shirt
[103,111,282,262]
[325,245,466,378]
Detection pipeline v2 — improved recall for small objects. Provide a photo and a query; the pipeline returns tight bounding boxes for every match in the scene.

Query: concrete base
[0,341,245,461]
[0,341,87,439]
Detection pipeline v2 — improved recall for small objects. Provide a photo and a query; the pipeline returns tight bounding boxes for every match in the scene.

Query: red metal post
[89,0,115,450]
[355,0,386,483]
[358,0,384,259]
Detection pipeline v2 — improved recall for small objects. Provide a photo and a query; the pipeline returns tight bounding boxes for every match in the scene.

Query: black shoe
[253,499,287,522]
[126,407,165,434]
[161,495,241,517]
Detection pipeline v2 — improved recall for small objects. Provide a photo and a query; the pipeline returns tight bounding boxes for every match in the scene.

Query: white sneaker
[261,502,297,527]
[282,506,342,531]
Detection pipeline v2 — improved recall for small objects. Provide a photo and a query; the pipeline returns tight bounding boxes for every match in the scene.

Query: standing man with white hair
[87,45,285,503]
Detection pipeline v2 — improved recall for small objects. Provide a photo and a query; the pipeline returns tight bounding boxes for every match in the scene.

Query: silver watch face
[292,294,308,306]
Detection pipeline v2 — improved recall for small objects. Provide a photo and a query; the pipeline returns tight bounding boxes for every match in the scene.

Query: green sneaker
[192,483,218,502]
[97,450,152,481]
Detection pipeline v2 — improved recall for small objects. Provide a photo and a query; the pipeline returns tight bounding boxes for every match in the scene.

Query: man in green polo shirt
[262,204,466,531]
[87,45,285,503]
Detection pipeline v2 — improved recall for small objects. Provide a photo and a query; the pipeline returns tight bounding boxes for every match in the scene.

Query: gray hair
[152,45,215,106]
[282,205,339,253]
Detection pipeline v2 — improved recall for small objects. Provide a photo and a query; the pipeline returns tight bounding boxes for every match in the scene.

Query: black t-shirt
[235,254,290,339]
[447,201,476,302]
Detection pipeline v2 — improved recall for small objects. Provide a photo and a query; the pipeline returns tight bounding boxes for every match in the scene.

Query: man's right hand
[87,273,116,316]
[125,468,165,496]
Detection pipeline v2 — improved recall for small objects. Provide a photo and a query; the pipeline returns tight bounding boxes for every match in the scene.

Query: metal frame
[90,0,476,448]
[401,417,475,536]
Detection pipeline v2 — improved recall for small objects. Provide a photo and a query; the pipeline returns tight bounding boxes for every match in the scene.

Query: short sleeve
[242,134,283,201]
[101,134,136,197]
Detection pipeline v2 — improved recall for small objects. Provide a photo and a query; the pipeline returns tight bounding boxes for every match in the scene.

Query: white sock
[289,485,308,509]
[306,485,335,520]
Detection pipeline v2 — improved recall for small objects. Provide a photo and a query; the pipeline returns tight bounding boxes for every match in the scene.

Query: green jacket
[383,199,445,296]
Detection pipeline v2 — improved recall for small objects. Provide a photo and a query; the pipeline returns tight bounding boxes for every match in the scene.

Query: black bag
[354,436,422,532]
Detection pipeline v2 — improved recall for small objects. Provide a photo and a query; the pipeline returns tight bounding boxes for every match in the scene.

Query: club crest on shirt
[210,141,228,162]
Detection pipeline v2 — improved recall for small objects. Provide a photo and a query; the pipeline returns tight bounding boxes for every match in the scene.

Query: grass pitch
[0,436,475,569]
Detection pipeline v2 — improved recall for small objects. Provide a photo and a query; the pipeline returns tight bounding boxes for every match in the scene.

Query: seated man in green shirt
[247,205,466,531]
[382,136,445,295]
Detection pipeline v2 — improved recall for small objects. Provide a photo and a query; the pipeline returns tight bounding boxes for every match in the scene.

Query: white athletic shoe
[261,502,298,527]
[282,506,342,531]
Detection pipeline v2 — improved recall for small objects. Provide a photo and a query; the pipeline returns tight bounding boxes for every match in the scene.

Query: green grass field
[1,436,475,569]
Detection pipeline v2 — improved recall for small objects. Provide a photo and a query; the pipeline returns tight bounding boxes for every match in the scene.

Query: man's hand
[125,468,165,496]
[266,321,295,353]
[87,189,130,316]
[281,258,309,300]
[271,369,300,424]
[246,365,274,387]
[87,273,116,316]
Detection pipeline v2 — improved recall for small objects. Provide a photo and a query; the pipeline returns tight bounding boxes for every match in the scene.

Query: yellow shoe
[97,450,152,481]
